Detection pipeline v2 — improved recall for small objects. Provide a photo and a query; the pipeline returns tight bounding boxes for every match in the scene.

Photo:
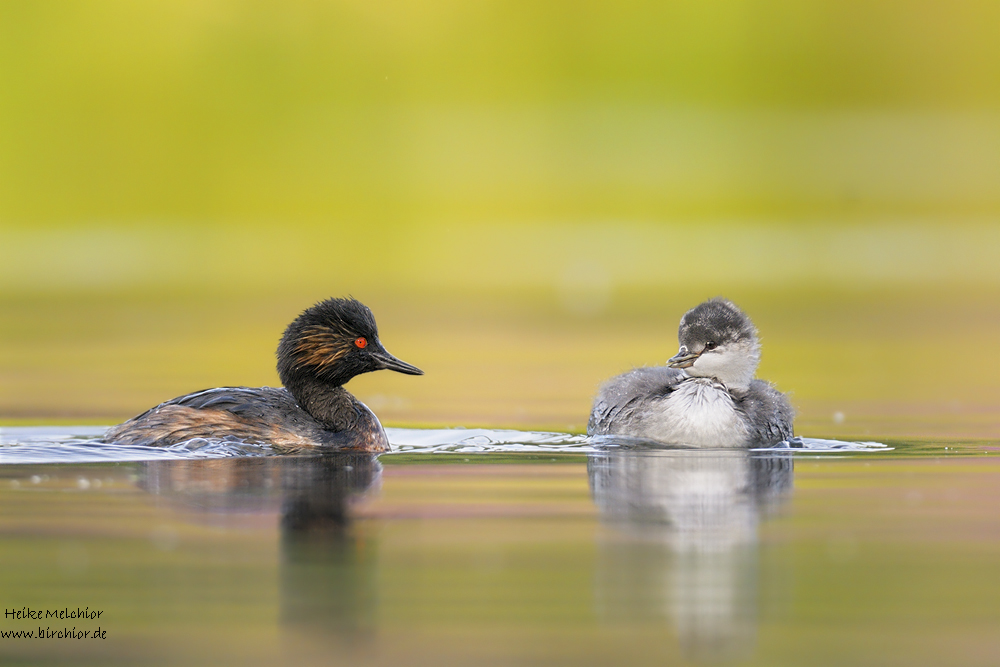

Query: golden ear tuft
[294,327,350,368]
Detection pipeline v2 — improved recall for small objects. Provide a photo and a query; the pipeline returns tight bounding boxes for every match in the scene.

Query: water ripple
[0,426,890,464]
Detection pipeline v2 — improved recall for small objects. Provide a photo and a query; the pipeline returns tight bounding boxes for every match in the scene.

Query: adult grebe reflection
[588,446,792,663]
[276,455,383,646]
[139,455,383,644]
[139,454,382,522]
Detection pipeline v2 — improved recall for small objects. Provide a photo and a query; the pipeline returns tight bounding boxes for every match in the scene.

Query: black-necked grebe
[104,298,422,453]
[588,298,793,447]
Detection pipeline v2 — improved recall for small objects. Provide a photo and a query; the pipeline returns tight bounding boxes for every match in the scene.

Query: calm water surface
[1,427,999,666]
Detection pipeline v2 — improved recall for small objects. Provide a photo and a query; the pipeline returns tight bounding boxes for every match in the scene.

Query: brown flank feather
[107,405,316,452]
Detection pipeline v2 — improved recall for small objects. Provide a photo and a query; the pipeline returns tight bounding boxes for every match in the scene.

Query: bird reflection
[138,454,382,646]
[277,455,382,646]
[588,446,792,663]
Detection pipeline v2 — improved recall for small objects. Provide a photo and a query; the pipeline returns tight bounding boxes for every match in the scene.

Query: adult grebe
[104,298,422,453]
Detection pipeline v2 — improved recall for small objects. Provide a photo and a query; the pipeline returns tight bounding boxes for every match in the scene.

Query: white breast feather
[635,378,748,447]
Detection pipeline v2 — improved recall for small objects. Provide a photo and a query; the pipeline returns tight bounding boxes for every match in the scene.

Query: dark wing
[735,379,795,446]
[104,386,388,452]
[103,387,309,447]
[587,366,687,435]
[158,386,298,420]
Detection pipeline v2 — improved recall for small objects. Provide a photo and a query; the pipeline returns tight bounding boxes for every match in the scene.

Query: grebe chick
[588,298,793,447]
[104,298,422,453]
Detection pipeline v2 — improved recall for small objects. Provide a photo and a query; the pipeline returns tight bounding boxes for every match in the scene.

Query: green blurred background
[2,0,999,437]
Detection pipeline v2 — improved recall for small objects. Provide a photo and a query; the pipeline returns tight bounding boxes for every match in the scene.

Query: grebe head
[277,297,423,390]
[666,298,760,392]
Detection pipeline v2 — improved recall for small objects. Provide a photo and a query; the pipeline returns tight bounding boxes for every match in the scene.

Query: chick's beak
[372,343,424,376]
[667,346,700,369]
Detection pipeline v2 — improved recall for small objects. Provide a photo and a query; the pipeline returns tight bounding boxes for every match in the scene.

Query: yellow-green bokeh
[2,1,1000,435]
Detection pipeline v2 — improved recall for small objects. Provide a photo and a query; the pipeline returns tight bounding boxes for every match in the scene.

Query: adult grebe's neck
[285,376,359,431]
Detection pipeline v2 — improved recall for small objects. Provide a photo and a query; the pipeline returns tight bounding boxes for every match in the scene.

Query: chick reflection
[139,455,382,644]
[588,447,792,663]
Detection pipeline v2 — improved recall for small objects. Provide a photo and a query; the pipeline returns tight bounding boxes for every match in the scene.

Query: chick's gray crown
[677,298,758,351]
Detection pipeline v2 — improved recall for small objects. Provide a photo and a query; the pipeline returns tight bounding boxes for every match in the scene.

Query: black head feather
[277,297,380,388]
[288,298,378,342]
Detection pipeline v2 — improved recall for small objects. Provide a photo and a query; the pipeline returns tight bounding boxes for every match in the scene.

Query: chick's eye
[704,341,716,350]
[355,337,367,349]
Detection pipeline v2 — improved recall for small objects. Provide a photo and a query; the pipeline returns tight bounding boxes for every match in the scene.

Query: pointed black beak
[372,344,423,376]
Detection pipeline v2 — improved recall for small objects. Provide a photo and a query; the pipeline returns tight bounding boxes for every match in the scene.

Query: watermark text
[2,608,106,640]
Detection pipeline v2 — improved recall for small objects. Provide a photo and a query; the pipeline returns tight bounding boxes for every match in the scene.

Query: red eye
[355,337,367,349]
